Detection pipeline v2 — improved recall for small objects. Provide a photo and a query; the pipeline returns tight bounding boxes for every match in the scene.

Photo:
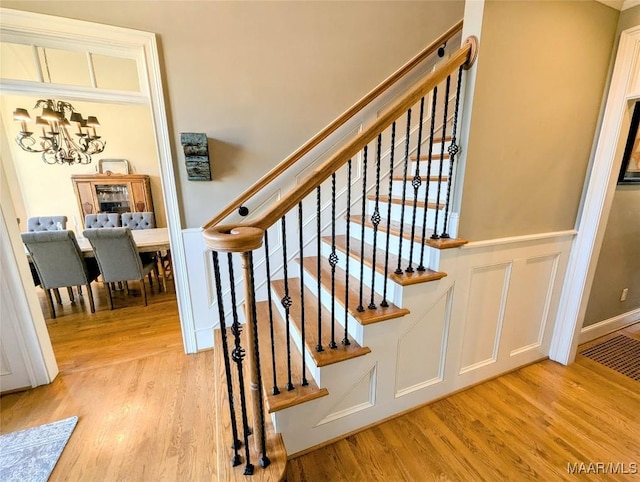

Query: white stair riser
[390,179,447,199]
[366,199,444,229]
[319,240,402,306]
[298,267,365,345]
[352,222,439,271]
[270,286,323,382]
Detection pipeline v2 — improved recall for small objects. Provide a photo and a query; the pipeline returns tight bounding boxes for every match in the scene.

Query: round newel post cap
[203,225,264,252]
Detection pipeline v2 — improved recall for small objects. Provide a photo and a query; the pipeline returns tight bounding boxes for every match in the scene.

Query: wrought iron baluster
[246,251,270,468]
[441,66,463,239]
[369,134,383,310]
[343,159,352,345]
[328,173,338,348]
[381,122,396,307]
[432,75,451,240]
[406,97,426,273]
[395,108,412,274]
[227,252,253,475]
[280,216,294,391]
[263,231,280,395]
[315,186,324,352]
[357,145,368,312]
[418,86,439,270]
[212,252,242,467]
[297,202,309,385]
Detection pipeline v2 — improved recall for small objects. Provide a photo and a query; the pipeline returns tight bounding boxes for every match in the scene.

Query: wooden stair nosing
[350,214,468,250]
[271,278,371,367]
[391,174,449,182]
[255,302,329,413]
[410,152,450,161]
[297,256,410,326]
[368,194,445,210]
[214,329,287,481]
[325,234,447,287]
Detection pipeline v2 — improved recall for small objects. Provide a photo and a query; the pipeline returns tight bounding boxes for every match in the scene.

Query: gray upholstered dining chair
[121,212,155,230]
[83,227,159,309]
[84,213,121,228]
[27,215,68,232]
[21,230,100,319]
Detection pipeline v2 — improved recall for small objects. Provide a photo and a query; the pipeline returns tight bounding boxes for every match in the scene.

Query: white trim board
[550,26,640,365]
[579,309,640,344]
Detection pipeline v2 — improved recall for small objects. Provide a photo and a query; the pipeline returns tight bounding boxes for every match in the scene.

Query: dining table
[75,227,170,256]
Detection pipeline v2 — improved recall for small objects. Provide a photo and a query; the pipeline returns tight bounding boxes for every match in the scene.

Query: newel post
[203,224,270,468]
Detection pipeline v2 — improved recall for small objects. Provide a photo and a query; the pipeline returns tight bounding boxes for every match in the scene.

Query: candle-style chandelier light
[13,99,106,166]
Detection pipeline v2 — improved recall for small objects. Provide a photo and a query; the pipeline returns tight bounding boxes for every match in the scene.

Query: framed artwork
[618,101,640,184]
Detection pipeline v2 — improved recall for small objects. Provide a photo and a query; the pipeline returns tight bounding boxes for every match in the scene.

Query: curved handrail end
[203,225,264,253]
[463,36,479,70]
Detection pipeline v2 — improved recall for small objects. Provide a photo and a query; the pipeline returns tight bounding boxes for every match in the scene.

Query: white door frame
[0,8,198,373]
[550,25,640,364]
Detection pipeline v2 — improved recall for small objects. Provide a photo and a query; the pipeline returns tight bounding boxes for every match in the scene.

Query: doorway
[0,8,196,387]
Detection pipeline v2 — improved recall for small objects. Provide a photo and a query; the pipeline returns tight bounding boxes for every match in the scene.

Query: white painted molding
[579,309,640,344]
[463,230,577,249]
[0,8,198,354]
[0,79,148,104]
[549,26,640,365]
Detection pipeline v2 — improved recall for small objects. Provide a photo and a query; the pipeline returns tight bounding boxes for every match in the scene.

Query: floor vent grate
[579,335,640,382]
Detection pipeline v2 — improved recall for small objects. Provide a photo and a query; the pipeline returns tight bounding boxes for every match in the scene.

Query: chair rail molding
[0,8,197,354]
[550,25,640,365]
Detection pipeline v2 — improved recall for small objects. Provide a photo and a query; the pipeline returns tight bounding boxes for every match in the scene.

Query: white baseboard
[579,308,640,344]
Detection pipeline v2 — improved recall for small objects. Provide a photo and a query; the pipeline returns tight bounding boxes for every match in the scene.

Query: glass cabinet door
[95,184,131,213]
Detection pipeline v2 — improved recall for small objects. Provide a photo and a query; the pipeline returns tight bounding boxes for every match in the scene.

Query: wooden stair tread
[271,278,371,367]
[298,256,410,325]
[350,214,468,249]
[256,301,329,412]
[410,152,450,161]
[368,194,444,210]
[327,235,447,286]
[214,328,287,481]
[391,174,448,182]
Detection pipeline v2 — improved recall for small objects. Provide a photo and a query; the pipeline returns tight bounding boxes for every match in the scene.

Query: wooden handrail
[202,19,463,231]
[251,40,474,232]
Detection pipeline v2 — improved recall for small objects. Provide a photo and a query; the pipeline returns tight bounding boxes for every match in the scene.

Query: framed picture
[618,101,640,184]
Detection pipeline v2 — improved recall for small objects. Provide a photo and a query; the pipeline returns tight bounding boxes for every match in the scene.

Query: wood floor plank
[288,326,640,481]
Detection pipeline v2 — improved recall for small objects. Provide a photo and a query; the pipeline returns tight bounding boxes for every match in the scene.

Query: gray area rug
[0,416,78,482]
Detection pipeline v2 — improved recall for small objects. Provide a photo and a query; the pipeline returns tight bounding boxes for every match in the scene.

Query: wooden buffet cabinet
[72,174,154,227]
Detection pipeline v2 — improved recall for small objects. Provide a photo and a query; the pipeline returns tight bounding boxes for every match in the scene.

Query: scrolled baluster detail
[395,108,412,274]
[227,252,253,475]
[431,75,452,240]
[441,66,464,239]
[369,133,383,310]
[212,251,242,467]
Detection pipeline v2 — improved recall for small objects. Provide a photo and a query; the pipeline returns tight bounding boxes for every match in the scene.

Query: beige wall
[459,0,618,240]
[584,4,640,327]
[0,1,464,228]
[0,95,166,231]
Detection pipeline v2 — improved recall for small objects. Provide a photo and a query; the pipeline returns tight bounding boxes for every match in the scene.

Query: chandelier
[13,99,106,165]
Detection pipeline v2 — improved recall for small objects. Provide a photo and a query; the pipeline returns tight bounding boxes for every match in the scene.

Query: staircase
[206,22,478,480]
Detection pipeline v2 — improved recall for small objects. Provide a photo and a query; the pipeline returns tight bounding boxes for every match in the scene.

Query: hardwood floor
[288,323,640,482]
[2,279,638,482]
[1,279,218,481]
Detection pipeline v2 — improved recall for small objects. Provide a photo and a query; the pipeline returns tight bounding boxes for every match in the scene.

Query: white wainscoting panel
[459,262,511,373]
[395,287,452,397]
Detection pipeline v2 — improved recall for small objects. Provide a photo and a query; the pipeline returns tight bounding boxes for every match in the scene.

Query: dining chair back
[83,227,159,309]
[21,230,100,318]
[27,215,68,232]
[85,213,121,228]
[121,212,155,230]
